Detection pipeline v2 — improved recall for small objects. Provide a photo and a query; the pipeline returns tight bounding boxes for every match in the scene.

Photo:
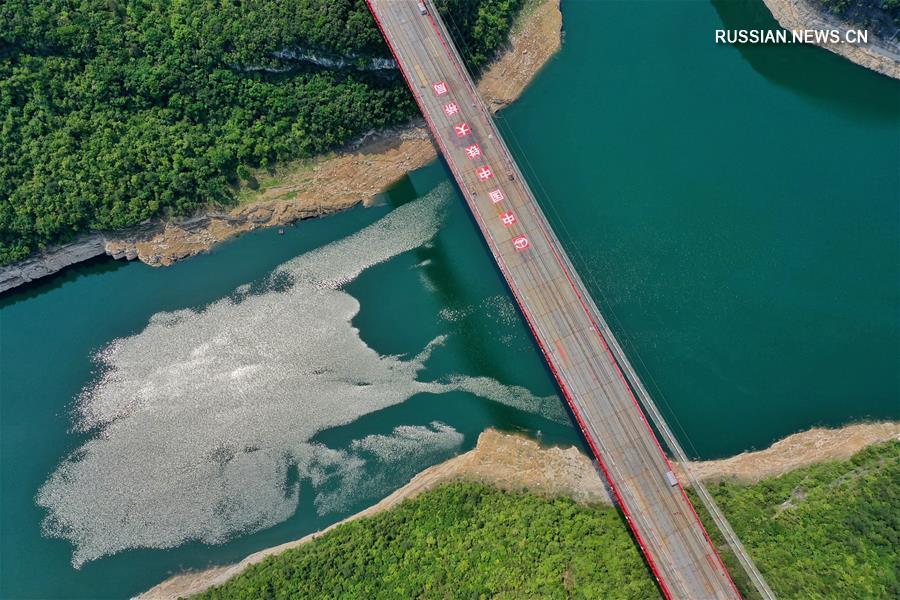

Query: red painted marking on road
[512,235,530,251]
[489,188,505,204]
[442,102,459,116]
[414,12,741,597]
[362,5,677,594]
[476,165,493,181]
[454,122,471,137]
[432,81,448,95]
[554,339,571,367]
[500,211,517,227]
[363,4,739,597]
[464,144,482,159]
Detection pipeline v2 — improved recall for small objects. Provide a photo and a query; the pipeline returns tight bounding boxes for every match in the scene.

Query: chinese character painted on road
[454,122,471,137]
[500,211,517,227]
[512,235,530,251]
[464,144,482,160]
[488,188,505,204]
[443,102,459,117]
[476,166,493,181]
[432,81,448,96]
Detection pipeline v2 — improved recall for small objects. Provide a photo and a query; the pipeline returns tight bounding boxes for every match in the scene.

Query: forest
[815,0,900,22]
[697,439,899,599]
[819,0,900,16]
[0,0,522,264]
[196,440,899,599]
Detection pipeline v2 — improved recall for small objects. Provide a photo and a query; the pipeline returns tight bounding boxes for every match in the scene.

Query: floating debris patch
[36,185,563,567]
[308,421,466,516]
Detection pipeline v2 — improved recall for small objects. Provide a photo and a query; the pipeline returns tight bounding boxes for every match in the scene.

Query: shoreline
[140,420,900,599]
[0,0,562,295]
[761,0,900,79]
[3,0,897,295]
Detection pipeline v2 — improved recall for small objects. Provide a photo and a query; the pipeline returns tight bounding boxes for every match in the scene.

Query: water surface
[1,1,898,597]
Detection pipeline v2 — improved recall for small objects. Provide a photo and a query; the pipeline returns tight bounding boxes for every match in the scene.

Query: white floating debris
[36,186,562,567]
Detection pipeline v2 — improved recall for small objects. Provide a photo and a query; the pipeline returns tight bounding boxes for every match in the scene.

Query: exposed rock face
[762,0,900,79]
[1,0,565,294]
[270,48,397,71]
[101,126,436,268]
[478,0,563,112]
[0,236,107,293]
[140,422,899,600]
[0,126,437,293]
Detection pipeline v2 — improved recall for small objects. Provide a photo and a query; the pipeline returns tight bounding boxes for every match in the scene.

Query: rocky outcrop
[0,125,436,293]
[236,50,396,74]
[0,236,107,293]
[478,0,563,112]
[140,421,899,600]
[762,0,900,79]
[1,0,564,294]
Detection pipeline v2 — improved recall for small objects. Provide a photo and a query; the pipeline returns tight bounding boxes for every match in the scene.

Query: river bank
[0,0,562,294]
[140,420,900,599]
[761,0,900,79]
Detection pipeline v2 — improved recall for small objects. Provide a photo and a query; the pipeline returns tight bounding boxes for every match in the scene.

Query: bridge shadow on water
[423,156,667,597]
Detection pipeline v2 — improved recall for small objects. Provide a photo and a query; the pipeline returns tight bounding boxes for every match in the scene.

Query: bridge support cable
[371,1,767,596]
[430,4,776,599]
[606,326,779,600]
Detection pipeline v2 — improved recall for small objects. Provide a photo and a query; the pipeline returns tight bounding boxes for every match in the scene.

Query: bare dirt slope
[674,420,900,482]
[141,421,899,599]
[105,0,563,268]
[1,0,563,290]
[478,0,563,112]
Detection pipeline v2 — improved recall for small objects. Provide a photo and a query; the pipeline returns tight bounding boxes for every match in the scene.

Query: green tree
[0,0,522,264]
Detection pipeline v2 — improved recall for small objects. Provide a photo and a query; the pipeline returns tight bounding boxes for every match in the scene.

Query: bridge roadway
[366,1,742,598]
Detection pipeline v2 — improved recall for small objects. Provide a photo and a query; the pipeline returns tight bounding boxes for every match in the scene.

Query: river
[1,1,897,598]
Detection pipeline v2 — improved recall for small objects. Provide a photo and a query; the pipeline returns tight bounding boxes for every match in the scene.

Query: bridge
[365,1,776,598]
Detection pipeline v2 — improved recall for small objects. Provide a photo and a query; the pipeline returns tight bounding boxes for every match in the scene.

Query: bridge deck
[366,2,741,598]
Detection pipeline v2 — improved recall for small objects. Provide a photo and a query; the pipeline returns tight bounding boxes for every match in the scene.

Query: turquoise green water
[1,1,898,598]
[495,0,899,457]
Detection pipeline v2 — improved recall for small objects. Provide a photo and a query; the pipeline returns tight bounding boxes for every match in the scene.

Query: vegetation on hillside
[0,0,522,265]
[434,0,524,74]
[194,440,899,599]
[195,482,659,599]
[815,0,900,24]
[697,440,899,599]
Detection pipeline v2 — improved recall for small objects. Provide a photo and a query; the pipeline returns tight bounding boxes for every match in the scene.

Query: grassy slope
[195,440,899,599]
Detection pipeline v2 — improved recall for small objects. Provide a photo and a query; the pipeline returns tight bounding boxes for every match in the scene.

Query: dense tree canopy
[196,440,899,599]
[698,439,899,599]
[0,0,522,265]
[434,0,523,74]
[196,482,660,600]
[816,0,900,22]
